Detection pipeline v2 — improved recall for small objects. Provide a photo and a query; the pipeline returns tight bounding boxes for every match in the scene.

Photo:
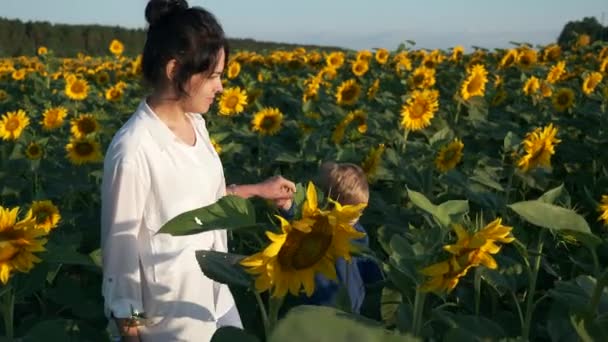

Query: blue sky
[3,0,607,50]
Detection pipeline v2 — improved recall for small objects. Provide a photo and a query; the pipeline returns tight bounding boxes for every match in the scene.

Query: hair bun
[145,0,189,26]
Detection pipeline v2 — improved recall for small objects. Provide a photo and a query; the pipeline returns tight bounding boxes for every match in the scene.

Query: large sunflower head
[552,88,575,112]
[41,107,68,130]
[65,137,103,165]
[451,46,464,62]
[12,69,26,81]
[400,89,439,131]
[335,79,361,106]
[105,85,124,102]
[25,200,61,233]
[251,107,284,136]
[219,87,248,116]
[460,64,488,100]
[0,109,30,141]
[517,123,561,172]
[0,205,49,284]
[582,72,603,95]
[435,138,464,173]
[70,114,99,138]
[542,44,562,62]
[355,50,373,62]
[65,78,89,101]
[240,182,365,298]
[25,141,43,160]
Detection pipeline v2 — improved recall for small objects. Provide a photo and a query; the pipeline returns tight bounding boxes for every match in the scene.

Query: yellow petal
[420,260,450,276]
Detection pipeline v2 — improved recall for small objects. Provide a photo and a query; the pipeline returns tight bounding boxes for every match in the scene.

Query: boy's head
[318,162,369,206]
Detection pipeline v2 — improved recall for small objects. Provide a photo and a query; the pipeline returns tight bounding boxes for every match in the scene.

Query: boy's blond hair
[318,162,369,206]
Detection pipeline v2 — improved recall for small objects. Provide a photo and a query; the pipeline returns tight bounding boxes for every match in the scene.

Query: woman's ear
[165,59,179,81]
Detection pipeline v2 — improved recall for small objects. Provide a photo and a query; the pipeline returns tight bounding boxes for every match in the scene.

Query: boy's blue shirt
[280,203,382,314]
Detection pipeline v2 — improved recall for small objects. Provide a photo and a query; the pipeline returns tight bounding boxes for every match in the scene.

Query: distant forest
[0,17,342,57]
[0,16,606,57]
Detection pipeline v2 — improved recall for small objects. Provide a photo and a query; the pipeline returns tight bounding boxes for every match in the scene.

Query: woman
[100,1,295,340]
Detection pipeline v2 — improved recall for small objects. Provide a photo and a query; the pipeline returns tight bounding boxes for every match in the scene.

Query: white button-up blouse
[100,100,237,341]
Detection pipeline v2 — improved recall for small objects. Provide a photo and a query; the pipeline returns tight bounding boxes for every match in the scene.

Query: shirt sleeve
[100,160,149,319]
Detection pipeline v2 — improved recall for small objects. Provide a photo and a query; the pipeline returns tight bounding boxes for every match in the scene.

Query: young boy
[279,162,381,314]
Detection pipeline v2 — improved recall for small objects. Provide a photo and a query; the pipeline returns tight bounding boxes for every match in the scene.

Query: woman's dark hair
[142,0,229,97]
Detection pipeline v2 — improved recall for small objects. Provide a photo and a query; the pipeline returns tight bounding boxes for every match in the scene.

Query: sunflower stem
[474,267,482,316]
[253,291,270,337]
[522,229,545,340]
[0,285,14,339]
[267,296,284,335]
[401,129,410,154]
[411,288,426,336]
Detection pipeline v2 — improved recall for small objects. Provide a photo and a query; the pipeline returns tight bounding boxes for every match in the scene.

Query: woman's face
[181,49,225,114]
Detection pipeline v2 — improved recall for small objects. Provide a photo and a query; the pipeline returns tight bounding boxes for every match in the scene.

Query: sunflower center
[557,93,570,106]
[424,60,435,69]
[75,142,94,156]
[0,241,18,262]
[413,74,425,86]
[71,81,85,93]
[77,119,96,134]
[341,86,358,102]
[467,75,483,94]
[226,95,239,109]
[443,148,457,163]
[528,143,546,164]
[5,118,19,131]
[410,101,427,119]
[278,225,333,270]
[27,145,41,156]
[261,116,277,130]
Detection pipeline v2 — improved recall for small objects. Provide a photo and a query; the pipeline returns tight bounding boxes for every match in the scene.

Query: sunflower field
[1,35,608,341]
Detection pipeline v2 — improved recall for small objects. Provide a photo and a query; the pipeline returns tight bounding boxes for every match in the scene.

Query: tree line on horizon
[0,16,606,57]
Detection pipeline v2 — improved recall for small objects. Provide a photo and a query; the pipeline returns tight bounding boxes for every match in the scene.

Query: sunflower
[326,52,345,69]
[240,182,366,298]
[435,138,464,173]
[109,39,124,56]
[517,123,561,172]
[227,61,241,79]
[410,67,436,89]
[375,48,389,64]
[552,88,575,112]
[491,88,508,107]
[251,107,284,136]
[41,107,68,130]
[517,48,537,69]
[367,79,380,99]
[576,34,591,48]
[37,46,48,55]
[65,78,89,101]
[0,205,49,284]
[25,200,61,233]
[460,64,488,100]
[96,71,110,85]
[70,114,99,138]
[394,55,413,76]
[400,89,439,131]
[600,58,608,74]
[351,59,369,77]
[351,109,367,133]
[0,109,30,141]
[335,79,361,106]
[582,72,603,95]
[523,76,540,96]
[546,61,566,84]
[420,219,514,294]
[451,46,464,62]
[499,49,518,68]
[66,137,103,165]
[542,44,562,62]
[540,81,553,98]
[598,195,608,225]
[356,50,373,62]
[319,66,338,81]
[25,142,43,160]
[12,69,26,81]
[361,144,386,181]
[219,87,248,115]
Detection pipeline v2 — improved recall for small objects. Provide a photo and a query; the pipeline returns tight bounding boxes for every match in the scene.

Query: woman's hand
[256,175,296,201]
